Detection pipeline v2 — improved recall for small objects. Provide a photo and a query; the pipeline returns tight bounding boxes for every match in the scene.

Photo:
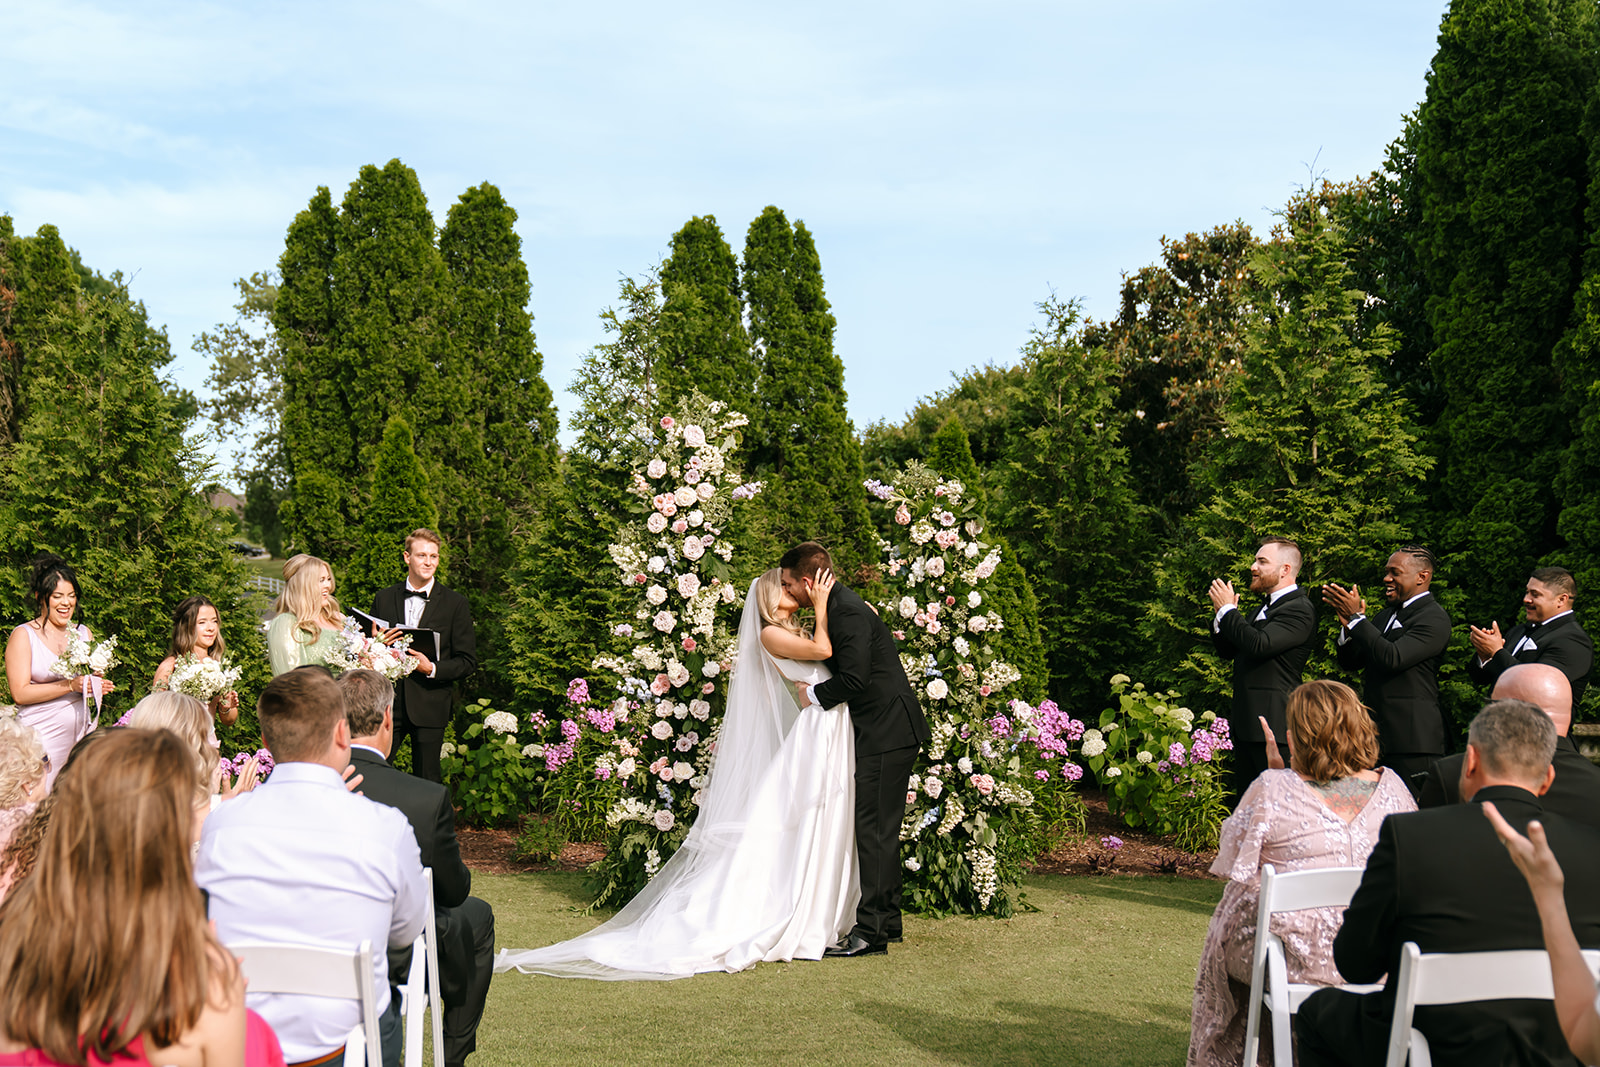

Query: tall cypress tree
[657,216,753,408]
[343,415,440,611]
[0,219,82,445]
[1412,0,1597,622]
[741,207,876,583]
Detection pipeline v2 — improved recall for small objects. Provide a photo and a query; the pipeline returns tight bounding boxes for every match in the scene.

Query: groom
[783,541,930,957]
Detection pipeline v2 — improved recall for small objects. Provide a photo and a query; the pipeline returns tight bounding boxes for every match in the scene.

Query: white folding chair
[1382,942,1600,1067]
[401,868,445,1067]
[1242,864,1381,1066]
[229,938,383,1067]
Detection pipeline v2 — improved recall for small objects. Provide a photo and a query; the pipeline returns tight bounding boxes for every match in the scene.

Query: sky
[2,1,1446,478]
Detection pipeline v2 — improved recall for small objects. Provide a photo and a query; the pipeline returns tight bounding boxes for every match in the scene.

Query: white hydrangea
[1136,751,1153,764]
[483,711,518,735]
[1106,766,1123,778]
[1080,730,1107,758]
[522,743,544,758]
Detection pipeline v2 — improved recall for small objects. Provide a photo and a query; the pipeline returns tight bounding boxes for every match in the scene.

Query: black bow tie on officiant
[404,588,429,600]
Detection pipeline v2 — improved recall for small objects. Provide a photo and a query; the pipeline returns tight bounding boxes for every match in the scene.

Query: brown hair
[404,529,442,554]
[165,595,227,662]
[779,541,834,583]
[338,668,394,739]
[1286,679,1379,781]
[0,728,233,1065]
[1258,537,1303,577]
[259,666,345,762]
[0,731,118,894]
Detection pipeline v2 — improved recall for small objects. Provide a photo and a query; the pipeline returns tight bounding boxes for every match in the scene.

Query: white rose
[654,809,676,831]
[967,615,989,633]
[898,596,917,618]
[647,512,669,534]
[953,637,970,656]
[682,537,705,561]
[687,509,704,527]
[965,542,980,558]
[674,486,698,507]
[89,647,113,672]
[683,425,707,448]
[957,756,973,774]
[926,678,949,700]
[968,591,982,608]
[647,555,666,573]
[672,760,694,780]
[651,721,673,740]
[647,458,667,479]
[689,699,711,718]
[646,584,668,605]
[667,661,691,687]
[677,573,701,599]
[701,661,721,678]
[696,482,715,501]
[617,757,637,777]
[923,776,944,799]
[925,557,946,578]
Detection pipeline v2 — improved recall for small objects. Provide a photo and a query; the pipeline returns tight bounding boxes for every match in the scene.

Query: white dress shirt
[403,578,434,629]
[1339,589,1432,645]
[196,761,427,1063]
[1214,584,1299,632]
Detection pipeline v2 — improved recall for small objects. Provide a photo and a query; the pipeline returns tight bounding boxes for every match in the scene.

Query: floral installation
[529,394,759,909]
[325,617,419,681]
[158,654,243,703]
[872,461,1085,916]
[1080,674,1233,852]
[50,630,119,717]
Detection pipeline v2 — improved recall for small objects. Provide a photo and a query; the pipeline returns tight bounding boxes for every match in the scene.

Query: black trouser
[1230,740,1290,808]
[853,744,919,946]
[395,699,445,784]
[441,897,495,1067]
[1380,751,1439,802]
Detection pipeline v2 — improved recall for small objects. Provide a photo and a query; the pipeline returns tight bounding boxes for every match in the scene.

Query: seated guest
[198,667,427,1067]
[130,691,259,843]
[0,729,115,903]
[0,728,284,1067]
[1297,699,1600,1067]
[1188,680,1415,1066]
[0,717,47,855]
[339,669,495,1067]
[1418,663,1600,829]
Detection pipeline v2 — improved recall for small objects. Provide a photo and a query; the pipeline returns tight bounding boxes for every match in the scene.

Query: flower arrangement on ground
[326,618,418,681]
[1080,674,1233,852]
[870,462,1085,916]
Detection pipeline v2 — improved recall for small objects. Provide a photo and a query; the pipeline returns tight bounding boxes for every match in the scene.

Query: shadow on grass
[1050,875,1222,918]
[855,997,1190,1066]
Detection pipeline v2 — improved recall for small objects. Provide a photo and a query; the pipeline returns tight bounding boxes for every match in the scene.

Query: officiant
[372,528,478,784]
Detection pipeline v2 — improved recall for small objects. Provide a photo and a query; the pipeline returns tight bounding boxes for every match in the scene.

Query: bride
[494,567,858,979]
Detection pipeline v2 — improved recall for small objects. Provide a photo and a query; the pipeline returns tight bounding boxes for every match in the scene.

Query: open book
[349,608,441,662]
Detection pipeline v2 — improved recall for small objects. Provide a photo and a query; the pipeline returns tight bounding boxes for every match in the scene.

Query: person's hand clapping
[1207,579,1238,612]
[1320,582,1364,624]
[1258,716,1286,770]
[1469,621,1505,659]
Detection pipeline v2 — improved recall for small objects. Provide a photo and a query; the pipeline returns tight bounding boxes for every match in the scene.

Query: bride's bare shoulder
[760,623,824,661]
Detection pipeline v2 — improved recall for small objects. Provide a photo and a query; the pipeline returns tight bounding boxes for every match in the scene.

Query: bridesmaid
[3,556,115,791]
[153,596,241,735]
[264,555,344,675]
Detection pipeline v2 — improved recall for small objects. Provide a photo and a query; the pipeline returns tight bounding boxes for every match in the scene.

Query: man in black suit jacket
[1209,537,1318,801]
[372,529,478,784]
[784,541,930,957]
[1297,699,1600,1067]
[1324,546,1452,794]
[1419,663,1600,831]
[1469,565,1593,710]
[338,669,495,1067]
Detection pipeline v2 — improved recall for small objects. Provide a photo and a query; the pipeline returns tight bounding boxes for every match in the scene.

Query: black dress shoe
[824,934,887,957]
[887,935,903,944]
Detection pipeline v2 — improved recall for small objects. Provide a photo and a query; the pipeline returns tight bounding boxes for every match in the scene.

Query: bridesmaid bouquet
[50,630,119,717]
[326,617,419,681]
[163,654,242,702]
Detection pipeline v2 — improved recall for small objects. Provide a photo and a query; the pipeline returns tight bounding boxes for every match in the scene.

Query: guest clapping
[0,718,47,856]
[3,555,113,790]
[265,555,344,676]
[154,595,241,729]
[1188,680,1415,1067]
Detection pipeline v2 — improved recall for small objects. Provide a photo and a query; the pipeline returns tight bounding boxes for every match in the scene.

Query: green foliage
[514,814,569,863]
[196,272,284,491]
[658,216,755,409]
[343,415,439,611]
[441,698,540,827]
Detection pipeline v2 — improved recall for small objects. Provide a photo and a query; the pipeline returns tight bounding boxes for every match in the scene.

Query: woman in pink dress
[1188,679,1416,1066]
[2,556,114,791]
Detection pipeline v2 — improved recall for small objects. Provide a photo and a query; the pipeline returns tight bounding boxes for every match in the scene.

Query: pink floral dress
[1187,767,1415,1066]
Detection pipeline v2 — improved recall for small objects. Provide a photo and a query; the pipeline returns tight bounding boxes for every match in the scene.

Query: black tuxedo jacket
[1467,612,1593,710]
[812,585,930,758]
[1322,786,1600,1067]
[372,582,478,729]
[1212,587,1317,743]
[349,746,474,1004]
[1335,591,1452,755]
[1417,735,1600,831]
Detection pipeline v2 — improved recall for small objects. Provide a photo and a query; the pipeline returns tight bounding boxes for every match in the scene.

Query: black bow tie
[1525,620,1540,634]
[405,589,429,601]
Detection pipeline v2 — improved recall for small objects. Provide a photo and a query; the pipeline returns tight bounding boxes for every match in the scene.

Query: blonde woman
[0,718,46,858]
[129,692,258,842]
[265,556,344,676]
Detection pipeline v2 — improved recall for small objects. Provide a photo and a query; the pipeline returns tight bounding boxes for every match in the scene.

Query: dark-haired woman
[153,596,240,733]
[3,556,113,792]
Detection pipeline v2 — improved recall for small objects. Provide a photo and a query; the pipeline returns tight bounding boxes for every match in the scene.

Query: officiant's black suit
[1212,587,1316,798]
[813,583,930,947]
[1417,734,1600,831]
[1297,786,1600,1067]
[372,582,477,783]
[1466,612,1594,709]
[350,746,494,1067]
[1335,591,1452,787]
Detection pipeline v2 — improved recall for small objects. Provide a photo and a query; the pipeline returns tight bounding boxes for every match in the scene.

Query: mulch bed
[459,787,1221,880]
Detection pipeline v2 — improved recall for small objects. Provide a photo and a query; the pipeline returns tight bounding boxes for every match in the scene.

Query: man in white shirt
[1468,566,1594,709]
[197,667,428,1067]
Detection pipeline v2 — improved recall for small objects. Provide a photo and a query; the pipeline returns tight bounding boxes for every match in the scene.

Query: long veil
[492,578,828,980]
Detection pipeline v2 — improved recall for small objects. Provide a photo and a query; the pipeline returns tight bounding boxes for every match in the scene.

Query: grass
[468,870,1223,1066]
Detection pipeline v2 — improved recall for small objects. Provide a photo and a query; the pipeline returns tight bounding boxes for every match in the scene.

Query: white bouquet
[50,630,119,680]
[163,654,242,702]
[326,617,419,681]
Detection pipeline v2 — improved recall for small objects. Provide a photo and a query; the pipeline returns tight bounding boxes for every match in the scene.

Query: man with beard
[1323,546,1452,797]
[1209,537,1318,802]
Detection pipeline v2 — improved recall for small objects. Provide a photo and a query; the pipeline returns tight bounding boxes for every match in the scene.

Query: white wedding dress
[493,581,859,980]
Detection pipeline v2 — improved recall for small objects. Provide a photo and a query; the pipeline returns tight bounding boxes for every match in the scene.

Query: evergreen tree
[657,216,753,408]
[860,364,1026,502]
[1411,0,1597,622]
[0,219,81,445]
[740,208,876,583]
[925,416,1048,698]
[343,415,440,611]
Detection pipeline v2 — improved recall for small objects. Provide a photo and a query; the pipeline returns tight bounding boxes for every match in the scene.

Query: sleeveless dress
[494,654,859,979]
[0,1009,285,1067]
[14,624,91,793]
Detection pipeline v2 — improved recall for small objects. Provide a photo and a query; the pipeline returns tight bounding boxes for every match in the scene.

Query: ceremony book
[350,608,441,661]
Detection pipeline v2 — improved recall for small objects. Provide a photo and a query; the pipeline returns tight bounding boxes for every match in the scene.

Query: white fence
[247,574,285,597]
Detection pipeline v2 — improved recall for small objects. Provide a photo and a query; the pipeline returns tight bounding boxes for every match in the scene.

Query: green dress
[265,613,343,676]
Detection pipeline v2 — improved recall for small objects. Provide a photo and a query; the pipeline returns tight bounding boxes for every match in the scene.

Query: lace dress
[1187,767,1415,1066]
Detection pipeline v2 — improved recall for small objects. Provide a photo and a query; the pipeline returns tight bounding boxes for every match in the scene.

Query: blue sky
[2,2,1444,474]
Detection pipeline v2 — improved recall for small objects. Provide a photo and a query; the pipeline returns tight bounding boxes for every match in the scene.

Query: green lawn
[470,871,1222,1066]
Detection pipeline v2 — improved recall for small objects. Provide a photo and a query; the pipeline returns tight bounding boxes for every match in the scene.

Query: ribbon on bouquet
[80,674,105,725]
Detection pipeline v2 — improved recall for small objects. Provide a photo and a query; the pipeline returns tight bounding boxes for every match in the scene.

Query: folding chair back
[402,868,446,1067]
[230,938,383,1067]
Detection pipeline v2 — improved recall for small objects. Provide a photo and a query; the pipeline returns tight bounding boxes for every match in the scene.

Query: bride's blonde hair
[754,569,803,635]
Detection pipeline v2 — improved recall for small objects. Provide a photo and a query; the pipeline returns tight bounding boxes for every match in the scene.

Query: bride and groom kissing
[495,541,931,979]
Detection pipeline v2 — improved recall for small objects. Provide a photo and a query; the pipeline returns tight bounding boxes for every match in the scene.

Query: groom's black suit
[372,581,477,783]
[813,584,930,947]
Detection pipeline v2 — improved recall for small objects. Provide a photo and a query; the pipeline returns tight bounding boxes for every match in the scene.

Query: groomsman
[1468,566,1593,710]
[1209,537,1318,801]
[372,529,477,784]
[1324,546,1452,794]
